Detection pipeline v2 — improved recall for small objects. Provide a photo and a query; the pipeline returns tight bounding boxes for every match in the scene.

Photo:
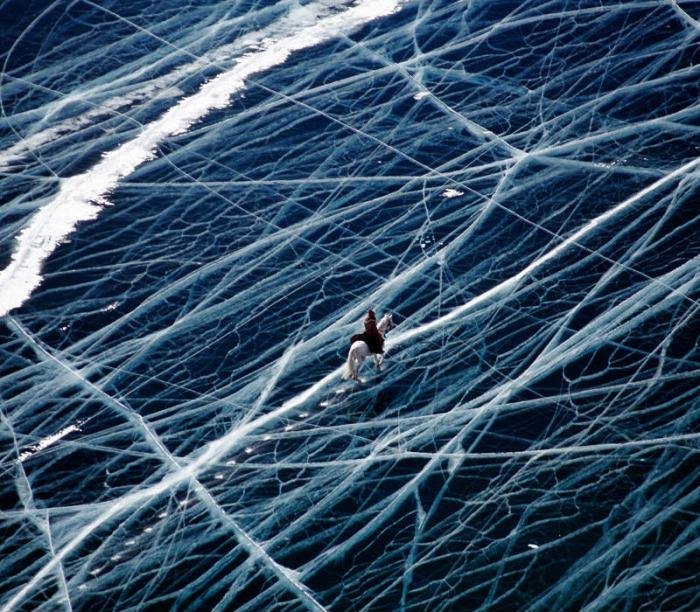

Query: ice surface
[0,0,402,318]
[1,0,699,610]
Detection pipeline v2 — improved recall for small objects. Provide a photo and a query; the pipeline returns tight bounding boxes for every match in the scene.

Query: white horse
[342,313,395,381]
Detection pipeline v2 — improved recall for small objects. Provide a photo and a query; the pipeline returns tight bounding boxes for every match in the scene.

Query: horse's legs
[347,354,356,380]
[349,346,363,381]
[373,354,383,370]
[349,352,358,380]
[345,342,373,381]
[356,351,367,379]
[352,357,362,380]
[356,345,370,380]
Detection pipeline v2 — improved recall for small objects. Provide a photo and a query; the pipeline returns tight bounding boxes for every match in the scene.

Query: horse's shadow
[368,388,392,416]
[337,366,404,420]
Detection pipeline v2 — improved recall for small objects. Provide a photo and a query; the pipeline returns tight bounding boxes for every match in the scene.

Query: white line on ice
[16,421,84,464]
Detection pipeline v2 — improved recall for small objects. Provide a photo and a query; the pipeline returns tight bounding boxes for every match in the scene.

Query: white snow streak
[16,422,83,464]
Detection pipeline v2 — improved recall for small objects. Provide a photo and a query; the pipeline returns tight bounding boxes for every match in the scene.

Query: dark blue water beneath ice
[1,1,699,610]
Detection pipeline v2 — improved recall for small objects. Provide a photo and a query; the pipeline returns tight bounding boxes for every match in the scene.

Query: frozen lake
[1,1,699,610]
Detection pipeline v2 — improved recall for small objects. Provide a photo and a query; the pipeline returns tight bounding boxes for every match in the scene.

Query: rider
[351,309,384,354]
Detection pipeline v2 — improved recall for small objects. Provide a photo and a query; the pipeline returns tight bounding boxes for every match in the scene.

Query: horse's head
[378,313,395,334]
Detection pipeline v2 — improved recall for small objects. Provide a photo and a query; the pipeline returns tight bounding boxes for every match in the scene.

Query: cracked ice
[0,1,699,610]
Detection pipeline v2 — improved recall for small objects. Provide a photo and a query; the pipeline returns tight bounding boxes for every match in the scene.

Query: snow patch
[17,421,84,464]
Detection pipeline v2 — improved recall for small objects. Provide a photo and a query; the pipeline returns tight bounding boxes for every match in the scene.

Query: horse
[342,313,395,381]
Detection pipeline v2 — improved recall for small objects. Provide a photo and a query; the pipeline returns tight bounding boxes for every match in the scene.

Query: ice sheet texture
[1,0,699,610]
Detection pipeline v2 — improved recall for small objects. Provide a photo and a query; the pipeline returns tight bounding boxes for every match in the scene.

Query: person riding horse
[350,309,384,354]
